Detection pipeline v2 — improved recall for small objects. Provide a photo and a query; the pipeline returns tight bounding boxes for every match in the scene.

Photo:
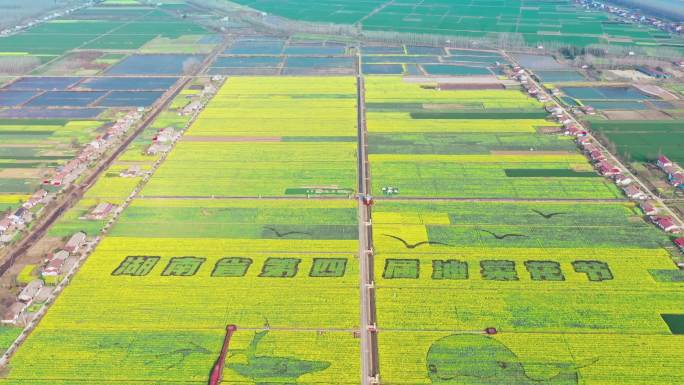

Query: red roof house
[653,216,680,233]
[640,201,658,216]
[674,238,684,251]
[658,155,673,169]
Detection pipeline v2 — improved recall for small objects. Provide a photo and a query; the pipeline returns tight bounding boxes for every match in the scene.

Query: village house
[43,257,66,277]
[652,216,681,233]
[89,203,115,220]
[576,140,591,151]
[657,155,673,169]
[180,101,202,116]
[614,174,632,186]
[18,279,43,303]
[640,201,658,216]
[0,216,12,234]
[668,172,684,189]
[153,127,179,143]
[589,150,606,162]
[0,233,12,245]
[580,106,596,115]
[597,161,621,177]
[120,165,141,178]
[622,184,647,200]
[674,238,684,252]
[22,189,48,209]
[64,232,86,253]
[146,143,172,156]
[565,126,587,137]
[9,207,31,226]
[2,302,25,325]
[34,286,53,303]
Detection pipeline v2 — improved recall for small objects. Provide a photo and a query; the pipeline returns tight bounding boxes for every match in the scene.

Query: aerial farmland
[0,1,683,385]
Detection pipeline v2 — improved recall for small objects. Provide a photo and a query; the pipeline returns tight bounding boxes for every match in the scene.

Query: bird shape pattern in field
[383,234,450,249]
[478,229,528,240]
[531,209,567,219]
[228,330,331,385]
[427,334,593,385]
[263,226,313,239]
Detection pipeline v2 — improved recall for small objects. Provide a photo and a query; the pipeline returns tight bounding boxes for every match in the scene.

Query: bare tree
[0,56,41,75]
[182,57,202,74]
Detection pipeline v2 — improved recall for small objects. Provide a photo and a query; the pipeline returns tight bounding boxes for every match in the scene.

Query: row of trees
[193,0,683,65]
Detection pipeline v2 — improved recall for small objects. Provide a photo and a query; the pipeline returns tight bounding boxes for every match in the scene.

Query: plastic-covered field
[105,54,205,75]
[78,77,178,90]
[26,91,106,107]
[6,77,82,90]
[535,70,586,82]
[95,91,165,107]
[422,64,492,76]
[561,86,655,100]
[0,91,39,107]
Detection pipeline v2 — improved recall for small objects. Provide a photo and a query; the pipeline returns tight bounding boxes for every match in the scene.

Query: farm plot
[366,77,619,198]
[105,54,205,75]
[0,198,360,385]
[372,200,668,252]
[232,0,684,49]
[142,141,357,197]
[361,47,507,76]
[212,37,352,75]
[140,76,358,197]
[589,120,684,164]
[372,200,684,385]
[1,75,173,112]
[0,119,104,195]
[560,85,661,110]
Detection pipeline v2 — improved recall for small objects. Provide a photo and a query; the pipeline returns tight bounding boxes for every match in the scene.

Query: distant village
[576,1,684,37]
[0,2,97,37]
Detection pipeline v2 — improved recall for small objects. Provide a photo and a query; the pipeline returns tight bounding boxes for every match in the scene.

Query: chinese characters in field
[112,256,613,282]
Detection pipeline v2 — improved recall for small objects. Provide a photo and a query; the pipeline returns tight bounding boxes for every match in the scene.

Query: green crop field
[0,75,361,384]
[367,77,620,198]
[590,120,684,164]
[372,199,684,385]
[1,0,683,383]
[142,77,358,197]
[231,0,684,49]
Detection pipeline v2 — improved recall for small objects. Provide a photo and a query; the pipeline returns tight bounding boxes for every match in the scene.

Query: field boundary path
[356,48,380,385]
[501,51,684,228]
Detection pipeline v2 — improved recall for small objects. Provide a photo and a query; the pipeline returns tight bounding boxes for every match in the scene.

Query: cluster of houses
[656,156,684,190]
[544,104,656,204]
[512,68,551,102]
[514,60,684,266]
[44,110,143,187]
[522,82,550,103]
[0,190,51,246]
[2,232,87,325]
[638,201,681,233]
[576,0,684,36]
[178,76,223,116]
